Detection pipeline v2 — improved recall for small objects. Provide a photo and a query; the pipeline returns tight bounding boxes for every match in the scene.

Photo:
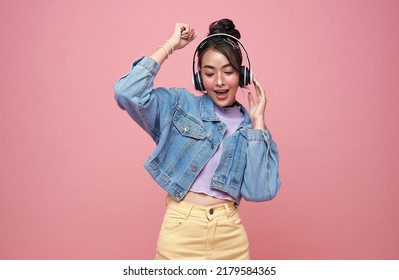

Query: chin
[209,94,236,107]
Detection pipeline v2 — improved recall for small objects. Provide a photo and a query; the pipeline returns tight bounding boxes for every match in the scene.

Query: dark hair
[197,19,243,72]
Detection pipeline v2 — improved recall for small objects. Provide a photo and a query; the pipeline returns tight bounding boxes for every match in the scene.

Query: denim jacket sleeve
[113,56,176,142]
[240,128,281,201]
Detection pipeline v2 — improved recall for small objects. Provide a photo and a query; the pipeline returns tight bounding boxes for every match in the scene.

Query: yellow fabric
[155,196,250,260]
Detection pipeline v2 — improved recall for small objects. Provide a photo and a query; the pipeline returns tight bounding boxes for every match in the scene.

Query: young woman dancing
[114,18,281,259]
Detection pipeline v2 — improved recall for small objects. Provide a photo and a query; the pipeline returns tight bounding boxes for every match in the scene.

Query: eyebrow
[202,63,233,70]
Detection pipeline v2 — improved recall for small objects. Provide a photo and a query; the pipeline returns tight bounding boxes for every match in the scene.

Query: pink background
[1,0,398,259]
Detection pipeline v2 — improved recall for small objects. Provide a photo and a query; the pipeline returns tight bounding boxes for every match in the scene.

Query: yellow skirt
[155,196,250,260]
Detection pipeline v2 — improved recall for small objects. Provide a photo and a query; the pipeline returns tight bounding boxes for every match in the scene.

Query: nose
[216,74,224,86]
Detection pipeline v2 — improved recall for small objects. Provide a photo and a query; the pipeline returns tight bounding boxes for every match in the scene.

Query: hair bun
[208,18,241,39]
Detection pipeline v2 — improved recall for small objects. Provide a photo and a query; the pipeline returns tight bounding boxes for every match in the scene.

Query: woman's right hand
[168,23,198,51]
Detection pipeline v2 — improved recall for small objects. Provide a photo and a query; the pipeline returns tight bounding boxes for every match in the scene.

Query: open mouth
[214,89,229,99]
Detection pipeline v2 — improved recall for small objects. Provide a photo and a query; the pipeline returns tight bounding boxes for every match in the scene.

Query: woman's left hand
[247,76,267,130]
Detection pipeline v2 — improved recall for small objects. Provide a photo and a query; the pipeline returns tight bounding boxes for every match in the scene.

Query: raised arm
[113,23,197,142]
[151,23,198,65]
[241,76,281,201]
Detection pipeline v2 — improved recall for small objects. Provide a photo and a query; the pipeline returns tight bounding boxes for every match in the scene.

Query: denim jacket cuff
[245,128,272,143]
[245,129,263,141]
[117,56,161,82]
[134,56,161,75]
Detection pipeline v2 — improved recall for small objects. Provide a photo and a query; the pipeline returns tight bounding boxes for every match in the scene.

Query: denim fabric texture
[114,56,281,204]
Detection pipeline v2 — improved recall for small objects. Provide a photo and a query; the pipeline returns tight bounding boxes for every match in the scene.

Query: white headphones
[192,33,253,91]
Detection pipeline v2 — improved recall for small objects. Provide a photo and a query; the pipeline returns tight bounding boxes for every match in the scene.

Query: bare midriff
[182,191,233,206]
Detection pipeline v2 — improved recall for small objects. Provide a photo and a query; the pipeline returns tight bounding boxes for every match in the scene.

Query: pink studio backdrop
[1,0,398,259]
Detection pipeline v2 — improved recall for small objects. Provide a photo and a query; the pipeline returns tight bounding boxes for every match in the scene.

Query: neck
[224,100,239,108]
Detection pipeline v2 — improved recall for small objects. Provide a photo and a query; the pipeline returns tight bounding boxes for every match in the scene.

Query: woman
[114,18,281,259]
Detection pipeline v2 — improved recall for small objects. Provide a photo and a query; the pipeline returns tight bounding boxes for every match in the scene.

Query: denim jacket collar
[200,94,219,122]
[200,94,252,128]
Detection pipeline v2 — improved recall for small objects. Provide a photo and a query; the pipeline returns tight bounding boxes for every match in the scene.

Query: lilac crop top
[189,104,245,201]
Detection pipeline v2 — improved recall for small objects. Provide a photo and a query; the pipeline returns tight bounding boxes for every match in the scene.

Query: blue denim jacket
[114,56,281,204]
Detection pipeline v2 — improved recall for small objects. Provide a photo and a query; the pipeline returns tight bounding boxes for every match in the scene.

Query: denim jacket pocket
[172,109,207,139]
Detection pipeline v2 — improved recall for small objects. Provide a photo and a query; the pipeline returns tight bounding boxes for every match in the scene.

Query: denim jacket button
[209,208,214,215]
[191,166,197,172]
[211,144,215,149]
[218,125,223,130]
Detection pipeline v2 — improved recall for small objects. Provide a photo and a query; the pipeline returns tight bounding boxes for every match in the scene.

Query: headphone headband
[192,33,252,91]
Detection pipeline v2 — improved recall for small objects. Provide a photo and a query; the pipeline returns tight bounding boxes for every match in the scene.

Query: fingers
[252,76,262,94]
[179,23,196,41]
[180,24,190,38]
[252,75,267,103]
[184,30,198,43]
[247,91,255,108]
[170,23,197,50]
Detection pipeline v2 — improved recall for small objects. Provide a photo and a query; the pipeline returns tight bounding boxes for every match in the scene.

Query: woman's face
[200,49,240,107]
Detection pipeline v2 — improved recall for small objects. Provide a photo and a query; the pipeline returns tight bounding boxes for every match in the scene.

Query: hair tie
[164,40,174,54]
[159,45,169,58]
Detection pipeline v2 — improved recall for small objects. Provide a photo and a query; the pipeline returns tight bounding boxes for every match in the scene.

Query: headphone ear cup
[239,66,251,87]
[194,71,205,91]
[193,71,199,90]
